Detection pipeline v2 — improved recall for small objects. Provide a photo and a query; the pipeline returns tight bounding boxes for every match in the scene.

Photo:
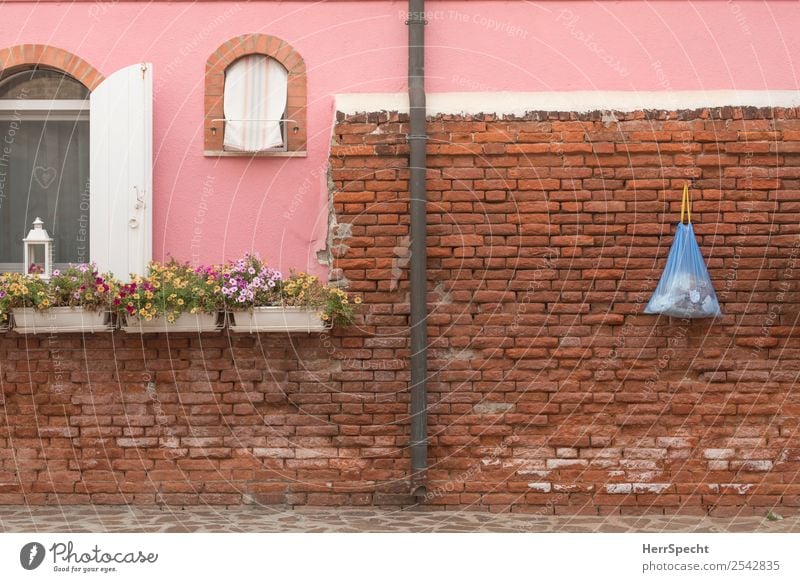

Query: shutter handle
[133,186,145,210]
[129,218,139,229]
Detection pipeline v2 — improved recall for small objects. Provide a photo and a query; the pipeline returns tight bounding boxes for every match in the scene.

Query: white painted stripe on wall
[335,91,800,116]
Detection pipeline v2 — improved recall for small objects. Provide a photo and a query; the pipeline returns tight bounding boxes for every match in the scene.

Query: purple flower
[52,269,61,276]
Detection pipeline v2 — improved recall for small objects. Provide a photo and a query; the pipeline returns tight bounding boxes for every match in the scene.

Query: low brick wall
[3,105,800,516]
[0,331,411,507]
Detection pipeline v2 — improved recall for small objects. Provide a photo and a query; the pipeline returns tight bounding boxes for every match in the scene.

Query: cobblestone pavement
[0,506,798,533]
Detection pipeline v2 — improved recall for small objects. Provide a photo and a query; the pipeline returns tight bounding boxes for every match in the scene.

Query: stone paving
[0,506,798,533]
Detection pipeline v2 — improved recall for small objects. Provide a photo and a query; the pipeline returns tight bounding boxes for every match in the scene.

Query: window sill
[204,150,307,158]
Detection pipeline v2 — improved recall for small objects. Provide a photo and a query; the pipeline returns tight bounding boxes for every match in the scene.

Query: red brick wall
[3,105,800,516]
[329,106,800,516]
[0,332,410,507]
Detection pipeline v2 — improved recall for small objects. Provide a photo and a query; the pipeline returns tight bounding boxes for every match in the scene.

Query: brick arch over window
[0,44,103,90]
[205,34,307,155]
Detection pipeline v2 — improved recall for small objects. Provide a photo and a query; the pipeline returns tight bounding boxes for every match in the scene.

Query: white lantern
[23,217,53,279]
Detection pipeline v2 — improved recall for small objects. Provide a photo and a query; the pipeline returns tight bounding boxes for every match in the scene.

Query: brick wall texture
[3,105,800,516]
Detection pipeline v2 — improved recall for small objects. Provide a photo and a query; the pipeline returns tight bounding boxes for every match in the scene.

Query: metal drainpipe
[407,0,428,498]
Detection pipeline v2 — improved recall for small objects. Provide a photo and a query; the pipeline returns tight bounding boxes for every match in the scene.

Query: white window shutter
[90,63,153,280]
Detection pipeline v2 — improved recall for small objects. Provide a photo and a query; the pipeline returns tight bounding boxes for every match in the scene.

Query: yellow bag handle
[680,183,692,224]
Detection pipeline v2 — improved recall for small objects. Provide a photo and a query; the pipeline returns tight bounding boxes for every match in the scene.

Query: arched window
[205,34,307,156]
[0,45,153,279]
[0,68,90,271]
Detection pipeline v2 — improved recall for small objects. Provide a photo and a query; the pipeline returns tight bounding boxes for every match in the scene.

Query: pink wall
[1,0,798,275]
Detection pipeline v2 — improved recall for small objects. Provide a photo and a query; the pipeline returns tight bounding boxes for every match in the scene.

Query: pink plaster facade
[1,0,797,275]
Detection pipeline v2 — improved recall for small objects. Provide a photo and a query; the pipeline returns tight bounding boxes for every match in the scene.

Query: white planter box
[228,306,329,333]
[122,312,223,333]
[11,307,114,334]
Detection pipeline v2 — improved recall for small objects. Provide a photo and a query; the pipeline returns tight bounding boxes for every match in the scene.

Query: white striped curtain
[223,55,288,152]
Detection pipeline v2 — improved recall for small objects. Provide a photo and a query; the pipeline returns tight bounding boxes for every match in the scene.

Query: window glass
[0,69,89,100]
[0,69,89,270]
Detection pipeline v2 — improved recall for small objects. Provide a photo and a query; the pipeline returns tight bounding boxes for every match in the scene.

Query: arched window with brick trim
[0,45,153,278]
[205,34,307,156]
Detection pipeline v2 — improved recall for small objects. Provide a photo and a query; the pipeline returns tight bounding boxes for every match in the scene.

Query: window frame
[0,71,91,272]
[204,34,307,157]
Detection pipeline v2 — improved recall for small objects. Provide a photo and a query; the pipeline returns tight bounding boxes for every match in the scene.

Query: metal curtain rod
[211,118,298,124]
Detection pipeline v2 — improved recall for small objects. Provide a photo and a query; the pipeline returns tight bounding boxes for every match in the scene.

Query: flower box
[121,312,224,333]
[11,307,114,334]
[228,306,329,333]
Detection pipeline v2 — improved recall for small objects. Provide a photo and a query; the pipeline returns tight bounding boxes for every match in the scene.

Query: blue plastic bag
[644,185,721,319]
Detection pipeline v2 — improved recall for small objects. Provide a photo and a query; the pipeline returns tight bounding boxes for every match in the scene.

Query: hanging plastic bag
[644,184,721,319]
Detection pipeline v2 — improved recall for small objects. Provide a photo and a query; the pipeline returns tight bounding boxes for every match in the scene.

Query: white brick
[473,402,514,414]
[739,460,773,472]
[605,483,632,494]
[632,483,671,494]
[703,448,736,460]
[546,459,588,469]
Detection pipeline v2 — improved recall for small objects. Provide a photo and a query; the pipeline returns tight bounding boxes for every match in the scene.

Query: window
[205,34,307,156]
[0,45,153,279]
[223,55,288,152]
[0,68,90,272]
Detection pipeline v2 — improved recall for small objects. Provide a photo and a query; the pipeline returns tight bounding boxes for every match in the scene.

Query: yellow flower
[167,314,175,323]
[177,299,184,305]
[354,297,362,304]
